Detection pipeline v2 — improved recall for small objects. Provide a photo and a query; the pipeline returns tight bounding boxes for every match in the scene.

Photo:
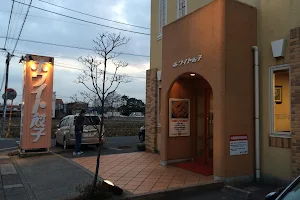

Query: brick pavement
[72,152,215,194]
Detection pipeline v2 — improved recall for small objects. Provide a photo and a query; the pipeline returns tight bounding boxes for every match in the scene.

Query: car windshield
[74,116,100,125]
[280,178,300,200]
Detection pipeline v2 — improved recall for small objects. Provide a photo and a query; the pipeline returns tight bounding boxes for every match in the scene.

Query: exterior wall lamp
[271,39,286,58]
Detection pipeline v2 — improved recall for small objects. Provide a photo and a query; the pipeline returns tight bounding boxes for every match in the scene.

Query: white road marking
[108,147,122,151]
[0,146,18,151]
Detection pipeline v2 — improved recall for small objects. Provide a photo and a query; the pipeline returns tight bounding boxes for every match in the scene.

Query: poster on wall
[169,98,190,137]
[230,135,248,156]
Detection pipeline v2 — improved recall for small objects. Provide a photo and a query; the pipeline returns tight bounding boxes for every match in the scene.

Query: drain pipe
[252,46,260,182]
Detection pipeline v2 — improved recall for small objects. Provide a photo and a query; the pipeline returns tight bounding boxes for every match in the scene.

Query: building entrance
[169,72,213,176]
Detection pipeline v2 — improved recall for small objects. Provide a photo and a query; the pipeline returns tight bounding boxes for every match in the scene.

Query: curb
[56,153,96,178]
[10,156,37,200]
[18,150,53,158]
[111,181,224,200]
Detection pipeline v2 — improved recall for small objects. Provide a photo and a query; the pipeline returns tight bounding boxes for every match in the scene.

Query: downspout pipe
[252,46,260,182]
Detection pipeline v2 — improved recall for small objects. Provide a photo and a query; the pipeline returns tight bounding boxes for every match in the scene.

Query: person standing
[73,109,86,156]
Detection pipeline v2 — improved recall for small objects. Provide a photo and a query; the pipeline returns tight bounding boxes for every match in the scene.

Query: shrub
[137,143,145,151]
[68,182,112,200]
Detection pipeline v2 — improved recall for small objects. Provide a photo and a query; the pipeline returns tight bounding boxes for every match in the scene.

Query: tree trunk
[91,99,105,196]
[91,59,107,197]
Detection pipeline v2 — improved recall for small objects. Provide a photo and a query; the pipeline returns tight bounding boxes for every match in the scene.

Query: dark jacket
[75,115,85,132]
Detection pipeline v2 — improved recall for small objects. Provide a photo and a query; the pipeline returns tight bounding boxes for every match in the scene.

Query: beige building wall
[150,0,300,183]
[259,0,300,182]
[150,0,258,71]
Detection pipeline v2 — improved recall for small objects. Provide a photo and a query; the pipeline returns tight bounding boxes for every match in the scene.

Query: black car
[266,175,300,200]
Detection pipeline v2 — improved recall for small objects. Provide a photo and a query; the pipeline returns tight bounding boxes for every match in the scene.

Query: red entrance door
[204,88,213,166]
[195,88,213,167]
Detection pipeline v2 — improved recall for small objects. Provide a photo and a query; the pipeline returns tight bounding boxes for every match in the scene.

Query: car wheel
[63,137,67,149]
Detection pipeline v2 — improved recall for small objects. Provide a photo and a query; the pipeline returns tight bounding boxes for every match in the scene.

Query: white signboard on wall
[169,98,190,137]
[230,135,248,156]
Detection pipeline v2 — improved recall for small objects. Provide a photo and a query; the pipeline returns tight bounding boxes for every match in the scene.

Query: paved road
[0,138,19,151]
[183,184,276,200]
[54,136,141,158]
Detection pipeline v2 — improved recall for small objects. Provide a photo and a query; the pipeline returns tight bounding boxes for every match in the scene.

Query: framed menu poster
[169,98,190,137]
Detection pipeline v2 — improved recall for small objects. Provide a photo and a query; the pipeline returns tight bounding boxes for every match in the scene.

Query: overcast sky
[0,0,150,105]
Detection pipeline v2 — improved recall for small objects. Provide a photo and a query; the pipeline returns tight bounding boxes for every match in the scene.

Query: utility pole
[1,52,12,137]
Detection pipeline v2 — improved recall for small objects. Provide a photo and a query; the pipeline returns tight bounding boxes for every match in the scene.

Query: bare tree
[105,91,121,117]
[75,32,131,195]
[70,92,99,108]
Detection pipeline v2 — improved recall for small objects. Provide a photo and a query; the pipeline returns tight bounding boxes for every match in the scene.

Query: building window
[269,65,291,138]
[158,0,167,40]
[177,0,187,19]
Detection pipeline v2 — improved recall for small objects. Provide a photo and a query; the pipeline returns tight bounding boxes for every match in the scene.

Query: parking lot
[52,136,140,158]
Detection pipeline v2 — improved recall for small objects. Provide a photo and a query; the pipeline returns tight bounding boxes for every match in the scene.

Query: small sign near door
[230,135,248,156]
[169,98,190,137]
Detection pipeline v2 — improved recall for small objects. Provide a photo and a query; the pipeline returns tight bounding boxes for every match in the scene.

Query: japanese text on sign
[230,135,248,156]
[30,59,48,142]
[173,55,203,68]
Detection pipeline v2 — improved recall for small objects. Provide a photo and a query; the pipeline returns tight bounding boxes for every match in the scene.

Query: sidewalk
[0,150,279,200]
[0,154,31,200]
[0,152,105,200]
[72,152,215,194]
[10,153,97,200]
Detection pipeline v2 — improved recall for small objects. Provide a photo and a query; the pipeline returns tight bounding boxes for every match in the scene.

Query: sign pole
[1,53,12,137]
[5,99,13,138]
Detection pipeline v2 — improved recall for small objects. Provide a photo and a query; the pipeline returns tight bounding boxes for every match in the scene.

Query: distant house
[55,99,65,118]
[106,111,122,117]
[66,102,88,115]
[129,112,144,117]
[0,104,21,117]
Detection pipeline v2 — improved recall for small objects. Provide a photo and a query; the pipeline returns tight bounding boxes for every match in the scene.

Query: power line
[11,0,33,55]
[55,64,146,79]
[12,54,146,80]
[0,9,123,30]
[12,50,149,67]
[14,0,150,36]
[4,0,15,49]
[6,1,17,50]
[0,36,150,58]
[37,0,150,30]
[8,0,25,50]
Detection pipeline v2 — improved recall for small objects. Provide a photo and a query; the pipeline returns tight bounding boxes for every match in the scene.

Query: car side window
[59,119,65,127]
[65,117,70,127]
[60,117,68,127]
[73,116,77,125]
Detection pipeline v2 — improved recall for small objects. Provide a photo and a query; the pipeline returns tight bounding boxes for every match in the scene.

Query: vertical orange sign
[20,55,54,151]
